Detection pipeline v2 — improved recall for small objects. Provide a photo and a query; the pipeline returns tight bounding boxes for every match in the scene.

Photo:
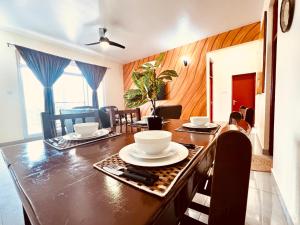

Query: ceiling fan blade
[108,40,125,49]
[85,41,100,46]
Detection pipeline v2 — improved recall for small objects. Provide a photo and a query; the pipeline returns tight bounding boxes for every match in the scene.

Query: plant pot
[147,116,163,130]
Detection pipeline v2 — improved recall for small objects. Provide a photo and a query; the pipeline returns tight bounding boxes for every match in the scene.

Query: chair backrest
[237,119,251,135]
[229,111,242,124]
[239,105,247,119]
[60,107,99,133]
[72,106,95,110]
[154,105,182,119]
[111,108,141,126]
[208,128,252,225]
[41,111,100,139]
[100,106,119,127]
[245,108,255,127]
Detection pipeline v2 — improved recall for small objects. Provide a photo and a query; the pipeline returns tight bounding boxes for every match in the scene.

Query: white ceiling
[0,0,264,64]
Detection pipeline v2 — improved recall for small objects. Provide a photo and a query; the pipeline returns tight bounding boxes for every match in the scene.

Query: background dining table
[0,119,220,225]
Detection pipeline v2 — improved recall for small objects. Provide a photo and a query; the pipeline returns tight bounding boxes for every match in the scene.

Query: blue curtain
[75,61,107,108]
[16,46,71,114]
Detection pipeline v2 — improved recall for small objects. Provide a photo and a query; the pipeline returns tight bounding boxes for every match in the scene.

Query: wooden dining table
[0,120,220,225]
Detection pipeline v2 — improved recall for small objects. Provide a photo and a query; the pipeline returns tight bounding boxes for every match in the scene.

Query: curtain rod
[7,42,15,47]
[6,42,112,69]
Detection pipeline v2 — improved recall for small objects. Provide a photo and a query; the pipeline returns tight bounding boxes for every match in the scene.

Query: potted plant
[124,53,178,129]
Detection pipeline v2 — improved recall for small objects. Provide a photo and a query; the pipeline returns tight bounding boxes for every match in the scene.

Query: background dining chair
[60,107,99,133]
[229,111,242,124]
[153,105,182,119]
[181,127,252,225]
[111,108,141,126]
[244,108,255,127]
[41,111,100,139]
[239,105,247,119]
[100,106,119,127]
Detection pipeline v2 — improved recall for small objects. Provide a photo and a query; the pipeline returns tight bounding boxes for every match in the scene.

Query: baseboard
[271,169,295,225]
[0,136,42,147]
[262,149,270,155]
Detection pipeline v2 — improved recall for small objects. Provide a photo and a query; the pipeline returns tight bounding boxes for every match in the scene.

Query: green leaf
[158,75,172,81]
[154,53,165,67]
[140,62,154,69]
[124,89,148,108]
[158,69,178,77]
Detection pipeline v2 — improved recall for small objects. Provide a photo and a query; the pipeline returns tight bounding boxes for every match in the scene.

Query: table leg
[23,206,32,225]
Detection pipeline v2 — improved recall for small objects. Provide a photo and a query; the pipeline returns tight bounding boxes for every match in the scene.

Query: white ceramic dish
[73,122,99,137]
[134,130,172,155]
[182,122,218,129]
[129,144,176,159]
[119,142,188,167]
[190,116,209,126]
[63,129,109,141]
[135,120,148,125]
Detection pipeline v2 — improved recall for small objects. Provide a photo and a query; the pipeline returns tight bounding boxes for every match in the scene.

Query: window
[19,59,104,137]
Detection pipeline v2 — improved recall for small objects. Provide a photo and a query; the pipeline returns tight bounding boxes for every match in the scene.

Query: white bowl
[190,116,209,126]
[73,122,99,137]
[134,130,172,155]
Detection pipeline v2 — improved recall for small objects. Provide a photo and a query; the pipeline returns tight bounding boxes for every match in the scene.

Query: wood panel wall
[123,22,261,120]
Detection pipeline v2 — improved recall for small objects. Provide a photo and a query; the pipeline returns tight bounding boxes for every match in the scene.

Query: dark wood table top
[0,120,220,225]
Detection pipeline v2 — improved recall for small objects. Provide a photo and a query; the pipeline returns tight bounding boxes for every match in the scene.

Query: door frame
[268,0,278,156]
[209,61,214,122]
[231,73,256,112]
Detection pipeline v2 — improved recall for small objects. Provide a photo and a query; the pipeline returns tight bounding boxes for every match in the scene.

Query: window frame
[18,58,104,139]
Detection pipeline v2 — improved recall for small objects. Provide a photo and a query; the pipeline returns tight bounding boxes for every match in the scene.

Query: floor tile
[185,208,200,220]
[0,155,24,225]
[246,188,288,225]
[252,172,278,194]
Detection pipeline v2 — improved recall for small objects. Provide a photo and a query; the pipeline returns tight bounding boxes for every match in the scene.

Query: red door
[232,73,256,112]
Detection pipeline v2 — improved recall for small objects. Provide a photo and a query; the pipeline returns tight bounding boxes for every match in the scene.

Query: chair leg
[23,206,32,225]
[189,202,209,215]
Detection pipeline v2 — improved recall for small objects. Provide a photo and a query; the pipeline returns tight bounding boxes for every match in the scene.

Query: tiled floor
[185,129,289,225]
[0,130,289,225]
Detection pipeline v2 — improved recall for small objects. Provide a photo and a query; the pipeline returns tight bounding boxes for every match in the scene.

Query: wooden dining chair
[229,111,242,124]
[239,105,247,119]
[181,126,252,225]
[60,107,99,133]
[41,111,100,139]
[111,108,141,126]
[153,105,182,119]
[100,106,119,127]
[245,108,255,127]
[237,119,252,135]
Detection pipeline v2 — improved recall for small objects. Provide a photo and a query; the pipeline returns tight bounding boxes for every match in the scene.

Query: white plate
[135,120,148,125]
[182,122,218,129]
[119,142,189,167]
[63,129,110,141]
[129,144,176,159]
[135,120,170,125]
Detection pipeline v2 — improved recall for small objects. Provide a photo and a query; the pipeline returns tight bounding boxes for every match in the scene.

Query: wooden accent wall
[123,22,261,120]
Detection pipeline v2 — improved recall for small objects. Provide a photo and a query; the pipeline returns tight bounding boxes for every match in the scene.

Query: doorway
[232,73,256,113]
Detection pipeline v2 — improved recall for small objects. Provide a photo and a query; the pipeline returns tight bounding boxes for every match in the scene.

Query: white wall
[0,29,124,143]
[272,0,300,223]
[206,40,265,139]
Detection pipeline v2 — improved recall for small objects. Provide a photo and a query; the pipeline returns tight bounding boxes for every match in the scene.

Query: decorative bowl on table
[134,130,172,155]
[190,116,209,126]
[73,122,99,137]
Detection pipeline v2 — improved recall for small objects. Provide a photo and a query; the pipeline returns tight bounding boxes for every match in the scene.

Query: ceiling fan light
[100,41,110,49]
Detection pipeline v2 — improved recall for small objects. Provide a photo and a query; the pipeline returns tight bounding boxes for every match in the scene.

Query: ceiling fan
[85,28,125,49]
